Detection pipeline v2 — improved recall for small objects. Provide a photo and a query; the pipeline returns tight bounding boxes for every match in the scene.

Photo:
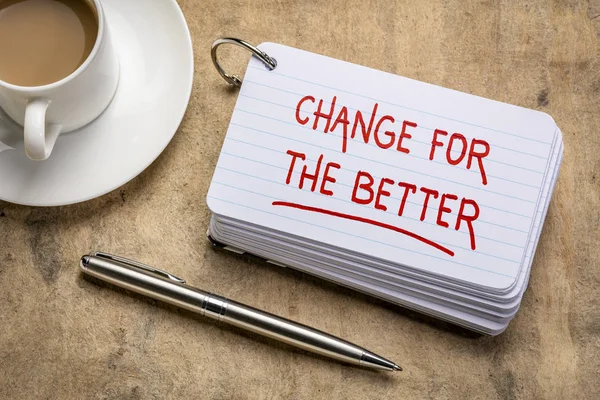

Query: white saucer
[0,0,193,206]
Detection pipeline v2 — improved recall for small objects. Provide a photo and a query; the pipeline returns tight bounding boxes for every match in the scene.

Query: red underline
[272,201,455,257]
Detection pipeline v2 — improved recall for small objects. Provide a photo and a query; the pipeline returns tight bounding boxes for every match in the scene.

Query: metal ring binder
[211,37,277,87]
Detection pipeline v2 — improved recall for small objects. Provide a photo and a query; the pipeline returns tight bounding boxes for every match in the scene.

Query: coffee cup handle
[24,99,62,161]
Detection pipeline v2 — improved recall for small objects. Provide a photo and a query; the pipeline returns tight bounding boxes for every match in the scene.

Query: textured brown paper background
[1,0,599,398]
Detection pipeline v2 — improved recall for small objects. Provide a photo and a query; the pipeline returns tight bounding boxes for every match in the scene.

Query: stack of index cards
[206,43,563,335]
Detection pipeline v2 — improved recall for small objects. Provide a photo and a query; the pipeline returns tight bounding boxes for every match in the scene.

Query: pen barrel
[217,298,365,365]
[80,255,383,369]
[81,255,213,314]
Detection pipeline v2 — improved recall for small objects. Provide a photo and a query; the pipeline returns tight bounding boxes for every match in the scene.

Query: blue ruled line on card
[247,66,554,146]
[230,108,544,188]
[207,194,517,279]
[220,139,534,228]
[211,175,527,255]
[238,92,547,174]
[226,121,540,205]
[241,80,554,160]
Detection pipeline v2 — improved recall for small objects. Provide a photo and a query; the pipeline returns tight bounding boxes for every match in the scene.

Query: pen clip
[92,251,186,284]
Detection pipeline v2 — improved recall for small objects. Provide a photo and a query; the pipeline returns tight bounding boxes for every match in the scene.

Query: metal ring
[211,38,277,87]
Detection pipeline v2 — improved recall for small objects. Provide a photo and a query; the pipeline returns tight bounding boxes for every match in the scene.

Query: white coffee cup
[0,0,119,161]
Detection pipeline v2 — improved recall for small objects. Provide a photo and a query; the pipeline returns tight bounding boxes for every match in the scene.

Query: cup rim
[0,0,105,92]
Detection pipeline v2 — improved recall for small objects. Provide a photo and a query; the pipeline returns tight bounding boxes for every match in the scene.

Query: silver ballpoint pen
[80,252,402,371]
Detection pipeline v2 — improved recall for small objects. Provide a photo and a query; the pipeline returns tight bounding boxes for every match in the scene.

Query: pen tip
[361,351,402,372]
